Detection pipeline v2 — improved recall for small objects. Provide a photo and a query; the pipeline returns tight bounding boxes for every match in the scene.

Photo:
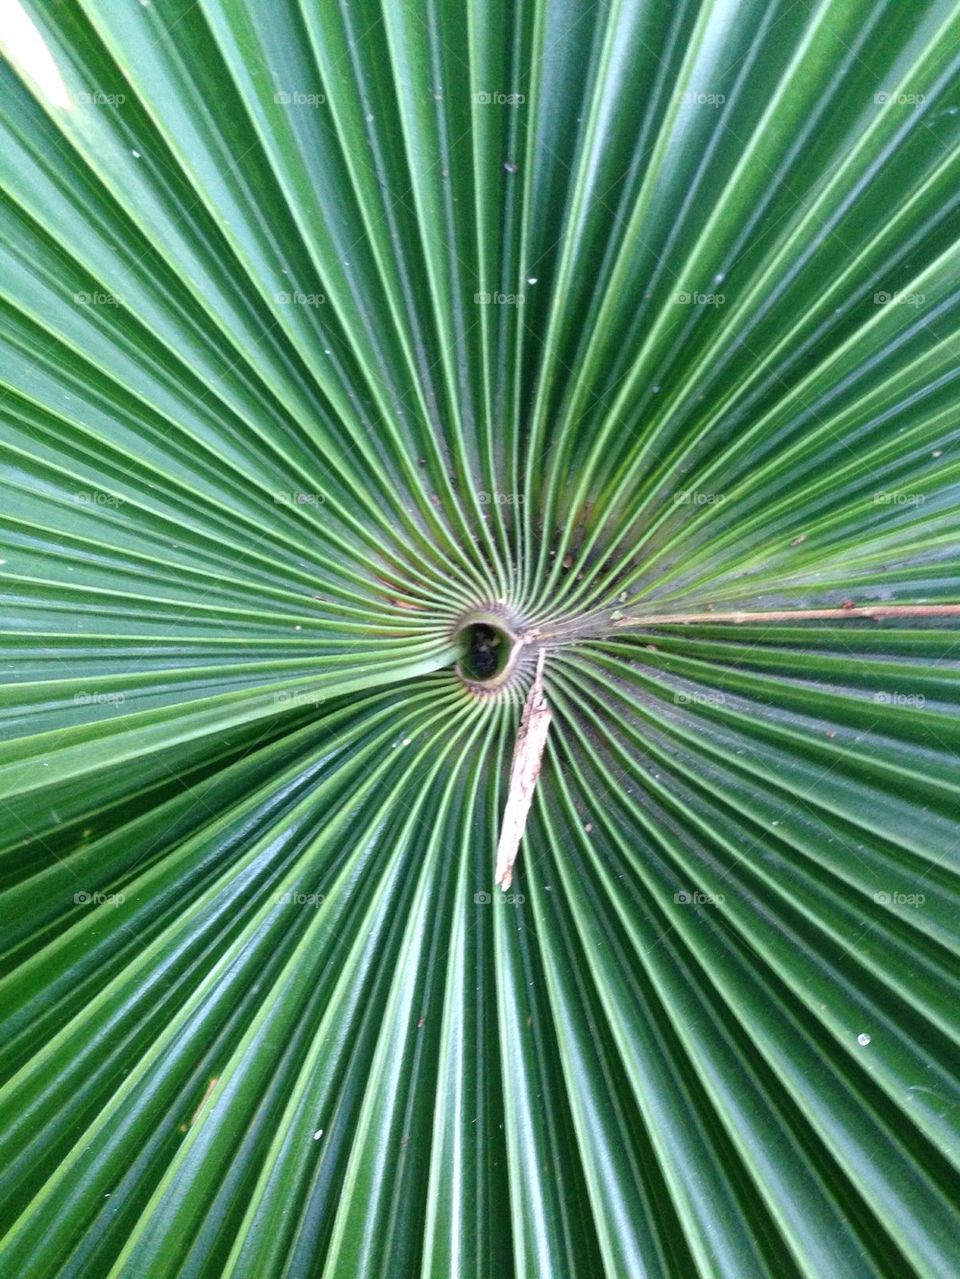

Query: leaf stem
[610,604,960,627]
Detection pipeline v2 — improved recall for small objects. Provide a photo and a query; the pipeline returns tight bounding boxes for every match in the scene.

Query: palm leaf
[1,1,958,1275]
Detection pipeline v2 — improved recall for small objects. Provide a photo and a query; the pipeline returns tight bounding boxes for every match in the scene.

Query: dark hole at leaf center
[459,622,511,682]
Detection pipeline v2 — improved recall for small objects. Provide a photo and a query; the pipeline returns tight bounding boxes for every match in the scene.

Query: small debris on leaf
[188,1077,219,1128]
[495,648,552,890]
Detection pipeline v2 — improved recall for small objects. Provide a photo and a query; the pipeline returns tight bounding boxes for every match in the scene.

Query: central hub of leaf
[460,622,509,680]
[454,611,520,689]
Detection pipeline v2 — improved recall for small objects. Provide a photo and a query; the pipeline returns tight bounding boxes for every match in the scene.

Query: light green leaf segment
[1,0,958,1275]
